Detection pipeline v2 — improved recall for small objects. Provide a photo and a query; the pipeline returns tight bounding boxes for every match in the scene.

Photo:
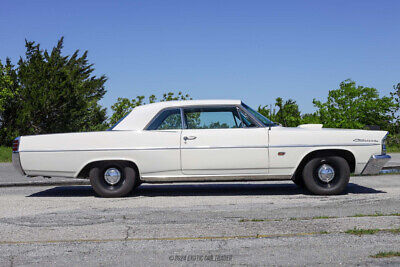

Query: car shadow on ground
[27,182,385,198]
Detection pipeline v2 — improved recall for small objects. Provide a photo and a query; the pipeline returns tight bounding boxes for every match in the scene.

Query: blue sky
[1,0,399,114]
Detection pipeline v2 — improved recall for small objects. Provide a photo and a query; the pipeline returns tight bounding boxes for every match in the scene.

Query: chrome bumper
[361,154,391,175]
[12,152,25,175]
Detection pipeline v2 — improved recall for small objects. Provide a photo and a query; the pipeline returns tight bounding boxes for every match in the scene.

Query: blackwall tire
[89,162,137,198]
[302,156,350,195]
[292,174,304,188]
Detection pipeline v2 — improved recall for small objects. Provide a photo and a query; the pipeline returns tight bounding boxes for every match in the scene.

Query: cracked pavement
[0,175,399,266]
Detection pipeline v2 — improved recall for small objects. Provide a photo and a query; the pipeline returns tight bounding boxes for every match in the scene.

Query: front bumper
[361,154,391,175]
[12,152,25,176]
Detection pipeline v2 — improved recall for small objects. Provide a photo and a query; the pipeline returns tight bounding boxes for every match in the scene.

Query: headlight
[382,134,388,155]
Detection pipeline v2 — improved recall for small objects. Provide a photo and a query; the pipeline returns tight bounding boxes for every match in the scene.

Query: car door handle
[183,136,197,141]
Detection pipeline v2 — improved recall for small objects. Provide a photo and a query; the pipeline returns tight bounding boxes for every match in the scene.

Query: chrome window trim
[181,105,261,130]
[240,101,277,127]
[143,104,262,130]
[180,108,186,130]
[236,104,263,127]
[235,106,243,127]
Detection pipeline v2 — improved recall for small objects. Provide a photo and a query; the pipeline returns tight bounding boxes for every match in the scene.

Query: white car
[12,99,390,197]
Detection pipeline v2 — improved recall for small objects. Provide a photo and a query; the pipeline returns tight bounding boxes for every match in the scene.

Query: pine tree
[0,37,108,145]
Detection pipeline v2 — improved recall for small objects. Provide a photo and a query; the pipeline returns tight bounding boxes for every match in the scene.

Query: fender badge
[353,138,378,143]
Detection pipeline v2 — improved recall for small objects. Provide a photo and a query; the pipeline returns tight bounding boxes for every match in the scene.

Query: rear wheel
[89,162,138,198]
[302,156,350,195]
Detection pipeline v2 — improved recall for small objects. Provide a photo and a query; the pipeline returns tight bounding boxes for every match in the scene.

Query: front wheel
[89,162,138,198]
[302,156,350,195]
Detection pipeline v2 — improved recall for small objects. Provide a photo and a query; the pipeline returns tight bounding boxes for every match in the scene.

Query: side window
[147,109,182,130]
[184,107,242,129]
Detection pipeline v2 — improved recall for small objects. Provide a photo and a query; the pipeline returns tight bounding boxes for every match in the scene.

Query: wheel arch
[293,149,356,180]
[76,159,140,180]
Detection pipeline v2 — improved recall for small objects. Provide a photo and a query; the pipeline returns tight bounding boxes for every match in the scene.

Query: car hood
[270,125,388,145]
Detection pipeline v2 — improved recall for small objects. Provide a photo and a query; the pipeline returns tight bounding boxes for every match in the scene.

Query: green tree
[313,80,397,129]
[274,97,302,127]
[301,113,320,124]
[0,59,17,112]
[257,104,275,122]
[258,97,302,127]
[109,92,191,126]
[385,83,400,149]
[389,82,400,132]
[0,37,108,145]
[0,59,19,143]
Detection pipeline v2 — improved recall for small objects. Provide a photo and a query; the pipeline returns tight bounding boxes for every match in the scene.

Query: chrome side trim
[18,143,379,153]
[269,143,379,148]
[182,145,268,150]
[141,174,292,182]
[361,154,391,175]
[12,152,25,175]
[19,147,181,153]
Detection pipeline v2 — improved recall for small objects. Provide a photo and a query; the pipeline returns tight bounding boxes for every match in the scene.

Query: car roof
[112,99,242,130]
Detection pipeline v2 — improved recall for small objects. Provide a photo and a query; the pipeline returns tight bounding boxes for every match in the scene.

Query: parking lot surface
[0,174,399,266]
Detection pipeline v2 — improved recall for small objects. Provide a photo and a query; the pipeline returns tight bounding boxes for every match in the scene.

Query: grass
[345,227,400,236]
[311,216,337,219]
[351,212,400,217]
[239,213,400,223]
[239,216,336,222]
[371,251,400,258]
[0,146,12,162]
[387,145,400,153]
[345,228,381,235]
[239,219,266,222]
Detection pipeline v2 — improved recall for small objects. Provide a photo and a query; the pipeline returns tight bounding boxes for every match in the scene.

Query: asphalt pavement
[1,154,400,265]
[385,152,400,168]
[0,163,89,187]
[0,175,399,266]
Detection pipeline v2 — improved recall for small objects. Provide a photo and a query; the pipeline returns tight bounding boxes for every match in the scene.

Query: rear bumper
[361,154,391,175]
[12,152,25,176]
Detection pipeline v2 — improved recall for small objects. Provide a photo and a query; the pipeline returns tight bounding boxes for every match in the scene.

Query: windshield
[242,103,278,127]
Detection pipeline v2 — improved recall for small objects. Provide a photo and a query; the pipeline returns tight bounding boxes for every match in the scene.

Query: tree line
[1,38,399,147]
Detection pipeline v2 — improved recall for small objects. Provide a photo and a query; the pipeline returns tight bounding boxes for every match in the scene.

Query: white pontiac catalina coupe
[12,99,390,197]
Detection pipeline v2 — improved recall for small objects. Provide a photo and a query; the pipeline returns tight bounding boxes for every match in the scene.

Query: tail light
[382,134,388,155]
[12,137,20,152]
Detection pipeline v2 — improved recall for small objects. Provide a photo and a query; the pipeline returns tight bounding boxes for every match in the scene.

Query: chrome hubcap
[317,164,335,183]
[104,168,121,185]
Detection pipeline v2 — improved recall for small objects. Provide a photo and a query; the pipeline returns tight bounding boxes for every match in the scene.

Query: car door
[181,106,269,175]
[142,108,183,177]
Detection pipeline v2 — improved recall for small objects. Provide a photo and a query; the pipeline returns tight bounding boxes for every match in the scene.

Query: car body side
[13,100,388,182]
